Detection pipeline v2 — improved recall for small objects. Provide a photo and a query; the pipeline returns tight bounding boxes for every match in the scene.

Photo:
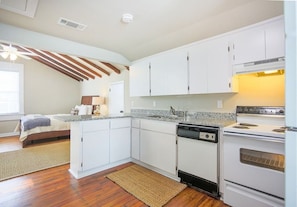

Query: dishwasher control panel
[177,123,219,143]
[199,132,216,142]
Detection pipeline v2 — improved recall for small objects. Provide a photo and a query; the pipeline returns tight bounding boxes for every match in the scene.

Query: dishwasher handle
[223,131,284,143]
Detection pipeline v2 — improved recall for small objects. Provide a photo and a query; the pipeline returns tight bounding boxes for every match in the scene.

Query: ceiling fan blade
[0,51,9,59]
[0,44,8,50]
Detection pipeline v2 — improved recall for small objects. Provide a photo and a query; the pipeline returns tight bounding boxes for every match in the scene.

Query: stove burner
[233,123,258,129]
[273,128,285,133]
[239,123,258,127]
[233,125,250,129]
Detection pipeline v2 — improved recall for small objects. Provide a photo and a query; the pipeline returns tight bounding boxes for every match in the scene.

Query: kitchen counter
[55,114,131,122]
[132,114,234,127]
[55,113,234,127]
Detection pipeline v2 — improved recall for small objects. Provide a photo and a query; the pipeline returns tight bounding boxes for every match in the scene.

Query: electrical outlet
[217,100,223,109]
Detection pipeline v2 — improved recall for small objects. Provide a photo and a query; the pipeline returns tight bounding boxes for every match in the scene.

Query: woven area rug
[106,164,187,207]
[0,140,70,181]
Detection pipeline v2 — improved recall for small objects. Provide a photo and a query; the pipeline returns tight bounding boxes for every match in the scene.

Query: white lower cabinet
[131,118,140,160]
[82,129,109,171]
[69,118,131,179]
[110,118,131,163]
[140,119,177,175]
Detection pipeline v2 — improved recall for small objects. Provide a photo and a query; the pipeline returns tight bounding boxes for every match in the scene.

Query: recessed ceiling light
[121,13,133,23]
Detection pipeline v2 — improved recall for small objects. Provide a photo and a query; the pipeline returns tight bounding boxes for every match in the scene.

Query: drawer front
[141,119,176,134]
[83,119,110,132]
[110,118,131,129]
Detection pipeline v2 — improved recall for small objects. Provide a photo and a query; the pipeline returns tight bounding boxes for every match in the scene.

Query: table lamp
[92,97,104,115]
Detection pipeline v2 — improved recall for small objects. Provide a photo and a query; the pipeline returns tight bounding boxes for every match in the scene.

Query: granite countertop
[55,113,235,128]
[54,114,132,122]
[132,114,234,127]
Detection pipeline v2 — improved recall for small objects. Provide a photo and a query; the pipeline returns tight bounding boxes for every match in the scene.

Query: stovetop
[223,106,285,139]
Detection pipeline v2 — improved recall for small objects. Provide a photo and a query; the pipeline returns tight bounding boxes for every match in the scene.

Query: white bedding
[18,114,70,142]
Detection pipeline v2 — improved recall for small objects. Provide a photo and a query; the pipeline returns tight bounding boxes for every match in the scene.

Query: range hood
[233,57,285,75]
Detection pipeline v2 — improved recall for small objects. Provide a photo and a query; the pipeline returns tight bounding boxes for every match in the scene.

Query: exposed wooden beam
[23,47,90,80]
[41,51,96,79]
[30,56,83,81]
[12,43,130,80]
[101,62,121,74]
[60,55,102,78]
[79,58,110,76]
[15,46,83,81]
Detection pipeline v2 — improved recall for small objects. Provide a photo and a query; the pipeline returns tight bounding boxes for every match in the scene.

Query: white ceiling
[0,0,283,62]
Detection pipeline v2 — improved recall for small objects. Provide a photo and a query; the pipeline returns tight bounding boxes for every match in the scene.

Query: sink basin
[147,115,163,118]
[147,115,179,120]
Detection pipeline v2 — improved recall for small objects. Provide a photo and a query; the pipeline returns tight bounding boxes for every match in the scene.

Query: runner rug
[106,164,187,207]
[0,140,70,181]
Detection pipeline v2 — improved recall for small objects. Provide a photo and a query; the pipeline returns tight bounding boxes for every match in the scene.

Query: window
[0,62,24,117]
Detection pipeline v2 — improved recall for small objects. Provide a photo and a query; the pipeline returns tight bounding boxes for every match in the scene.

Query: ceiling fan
[0,43,36,61]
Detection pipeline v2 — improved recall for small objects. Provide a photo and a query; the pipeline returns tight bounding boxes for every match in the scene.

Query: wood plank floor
[0,136,229,207]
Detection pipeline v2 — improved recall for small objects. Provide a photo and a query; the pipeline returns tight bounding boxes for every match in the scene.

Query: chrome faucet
[170,106,176,115]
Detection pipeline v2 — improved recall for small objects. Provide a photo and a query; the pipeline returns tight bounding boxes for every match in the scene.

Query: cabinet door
[82,130,109,171]
[110,128,131,163]
[140,130,176,175]
[207,37,232,93]
[188,42,208,94]
[130,59,150,97]
[233,27,266,65]
[150,49,188,96]
[131,127,140,160]
[265,18,285,59]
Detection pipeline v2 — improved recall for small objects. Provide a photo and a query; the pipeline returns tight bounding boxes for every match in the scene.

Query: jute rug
[0,140,70,181]
[106,164,187,207]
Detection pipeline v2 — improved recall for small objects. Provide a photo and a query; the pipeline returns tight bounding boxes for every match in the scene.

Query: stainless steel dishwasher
[177,123,220,198]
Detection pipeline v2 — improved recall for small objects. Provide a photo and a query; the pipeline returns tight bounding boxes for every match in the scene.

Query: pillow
[78,105,87,115]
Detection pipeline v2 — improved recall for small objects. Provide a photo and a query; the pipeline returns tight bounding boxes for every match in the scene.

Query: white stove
[223,106,285,207]
[224,106,285,139]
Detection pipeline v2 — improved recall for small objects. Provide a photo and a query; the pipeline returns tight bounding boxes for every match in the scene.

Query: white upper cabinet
[232,17,284,65]
[189,36,236,94]
[232,27,265,65]
[208,37,234,93]
[129,16,283,96]
[150,49,188,96]
[265,18,285,59]
[129,59,151,97]
[188,42,208,94]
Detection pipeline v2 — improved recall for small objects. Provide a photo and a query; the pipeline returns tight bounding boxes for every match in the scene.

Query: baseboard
[0,132,20,138]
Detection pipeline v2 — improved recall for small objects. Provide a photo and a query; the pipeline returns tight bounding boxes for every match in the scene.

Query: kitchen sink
[146,115,179,120]
[147,115,163,118]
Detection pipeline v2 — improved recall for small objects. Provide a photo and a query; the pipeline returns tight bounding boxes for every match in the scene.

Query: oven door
[223,132,285,199]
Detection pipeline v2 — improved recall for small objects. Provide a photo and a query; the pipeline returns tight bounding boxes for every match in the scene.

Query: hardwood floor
[0,136,229,207]
[0,136,22,152]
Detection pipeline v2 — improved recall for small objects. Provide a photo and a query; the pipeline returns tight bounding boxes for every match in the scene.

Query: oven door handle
[223,132,285,143]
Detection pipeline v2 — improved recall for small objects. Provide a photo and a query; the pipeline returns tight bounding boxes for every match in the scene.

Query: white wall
[0,58,81,135]
[80,69,130,114]
[21,58,81,114]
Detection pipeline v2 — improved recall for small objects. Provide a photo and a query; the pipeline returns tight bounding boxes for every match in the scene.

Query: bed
[19,96,98,148]
[19,114,70,148]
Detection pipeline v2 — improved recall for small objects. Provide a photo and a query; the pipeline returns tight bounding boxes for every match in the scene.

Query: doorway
[109,81,124,115]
